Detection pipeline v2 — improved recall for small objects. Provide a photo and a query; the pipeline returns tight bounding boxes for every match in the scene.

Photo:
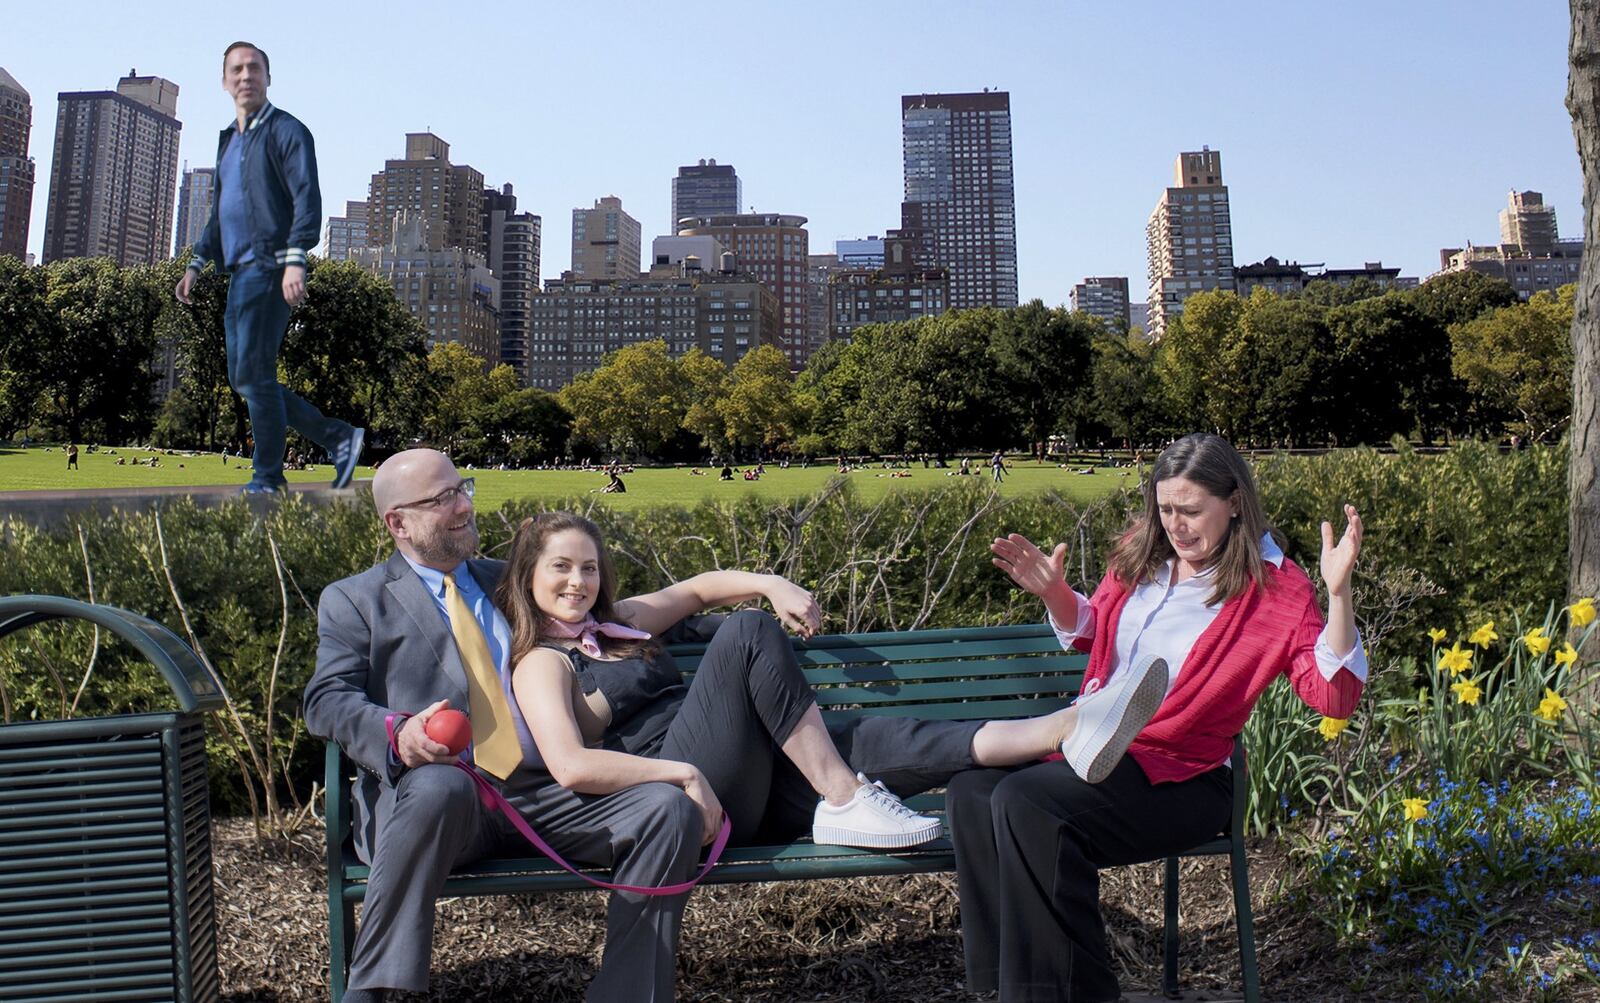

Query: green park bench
[323,622,1261,1002]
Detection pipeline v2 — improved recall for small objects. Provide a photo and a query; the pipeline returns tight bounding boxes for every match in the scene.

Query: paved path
[0,481,372,529]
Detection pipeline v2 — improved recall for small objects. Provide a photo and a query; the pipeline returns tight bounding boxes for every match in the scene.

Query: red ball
[425,708,472,756]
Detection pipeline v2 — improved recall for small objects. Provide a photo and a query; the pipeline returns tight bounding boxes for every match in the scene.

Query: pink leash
[386,714,732,896]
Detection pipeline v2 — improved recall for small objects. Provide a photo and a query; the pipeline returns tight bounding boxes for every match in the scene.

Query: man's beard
[412,514,479,566]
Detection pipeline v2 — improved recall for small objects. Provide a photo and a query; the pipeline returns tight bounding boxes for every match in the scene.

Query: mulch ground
[209,819,1594,1002]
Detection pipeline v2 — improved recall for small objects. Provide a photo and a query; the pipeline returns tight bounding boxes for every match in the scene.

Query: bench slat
[708,655,1086,688]
[673,633,1066,672]
[823,697,1077,721]
[813,675,1081,707]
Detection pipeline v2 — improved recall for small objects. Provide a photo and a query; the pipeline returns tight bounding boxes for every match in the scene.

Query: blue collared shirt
[400,554,512,677]
[217,129,255,269]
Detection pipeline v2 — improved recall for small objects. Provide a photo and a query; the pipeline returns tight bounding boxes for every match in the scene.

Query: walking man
[175,41,363,494]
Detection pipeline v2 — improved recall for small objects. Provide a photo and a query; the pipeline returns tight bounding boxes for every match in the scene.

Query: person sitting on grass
[719,463,733,481]
[484,512,1169,1002]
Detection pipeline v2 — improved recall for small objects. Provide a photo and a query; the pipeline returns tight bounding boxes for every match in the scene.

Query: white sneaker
[812,773,943,848]
[1062,653,1169,784]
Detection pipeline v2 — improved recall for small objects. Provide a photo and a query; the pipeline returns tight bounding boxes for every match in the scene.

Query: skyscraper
[1499,190,1559,256]
[571,196,641,279]
[528,269,780,389]
[366,133,485,255]
[1145,148,1235,340]
[42,72,182,266]
[671,159,740,231]
[482,183,541,382]
[677,212,809,366]
[1070,277,1131,332]
[173,166,214,257]
[323,200,369,261]
[352,211,500,364]
[900,90,1017,310]
[0,67,34,260]
[1436,190,1581,299]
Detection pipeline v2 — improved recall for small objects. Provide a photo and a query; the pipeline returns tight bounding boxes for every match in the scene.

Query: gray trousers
[350,610,982,1001]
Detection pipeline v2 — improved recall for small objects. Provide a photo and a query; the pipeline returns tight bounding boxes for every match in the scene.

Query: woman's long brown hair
[1107,433,1283,606]
[496,511,658,666]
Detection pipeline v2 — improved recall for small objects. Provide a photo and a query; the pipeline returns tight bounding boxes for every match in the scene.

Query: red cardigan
[1073,558,1364,784]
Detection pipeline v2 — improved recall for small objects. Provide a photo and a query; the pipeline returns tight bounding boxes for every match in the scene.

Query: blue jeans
[224,264,351,487]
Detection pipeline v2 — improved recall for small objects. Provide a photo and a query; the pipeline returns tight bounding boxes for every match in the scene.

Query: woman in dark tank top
[491,511,1158,1002]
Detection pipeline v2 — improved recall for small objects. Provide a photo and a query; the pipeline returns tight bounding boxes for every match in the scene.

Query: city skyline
[2,1,1582,303]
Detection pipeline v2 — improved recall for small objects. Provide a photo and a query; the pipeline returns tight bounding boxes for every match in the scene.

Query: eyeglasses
[392,477,476,511]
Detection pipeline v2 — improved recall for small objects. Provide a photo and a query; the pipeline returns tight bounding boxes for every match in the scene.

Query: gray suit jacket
[304,551,506,858]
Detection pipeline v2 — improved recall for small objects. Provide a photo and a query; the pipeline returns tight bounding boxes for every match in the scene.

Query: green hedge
[0,443,1567,813]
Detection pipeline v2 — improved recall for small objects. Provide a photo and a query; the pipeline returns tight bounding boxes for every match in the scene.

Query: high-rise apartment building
[1499,190,1559,256]
[1129,303,1150,335]
[1071,277,1131,332]
[366,133,484,255]
[900,90,1017,310]
[828,231,949,342]
[571,196,641,280]
[1145,148,1235,340]
[806,253,843,357]
[0,67,34,260]
[173,166,214,256]
[42,72,182,267]
[482,183,541,382]
[651,234,729,272]
[1437,189,1581,300]
[352,211,499,363]
[671,159,740,231]
[836,237,886,269]
[322,200,369,261]
[527,266,780,389]
[678,213,810,366]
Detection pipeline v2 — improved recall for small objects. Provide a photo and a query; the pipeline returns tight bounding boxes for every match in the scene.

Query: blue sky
[5,1,1580,304]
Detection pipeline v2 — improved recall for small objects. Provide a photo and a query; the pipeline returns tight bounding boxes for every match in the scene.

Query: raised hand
[990,533,1069,601]
[1320,504,1363,598]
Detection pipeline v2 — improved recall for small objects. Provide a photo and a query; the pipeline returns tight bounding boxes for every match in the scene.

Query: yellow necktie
[442,573,521,779]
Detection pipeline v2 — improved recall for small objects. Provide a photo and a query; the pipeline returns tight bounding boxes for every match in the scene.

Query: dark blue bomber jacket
[186,102,321,273]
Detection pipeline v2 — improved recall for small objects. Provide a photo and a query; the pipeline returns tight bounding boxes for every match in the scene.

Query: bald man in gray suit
[305,449,696,1002]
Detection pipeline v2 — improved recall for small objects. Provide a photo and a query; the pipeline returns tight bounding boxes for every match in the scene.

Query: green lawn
[0,446,1137,512]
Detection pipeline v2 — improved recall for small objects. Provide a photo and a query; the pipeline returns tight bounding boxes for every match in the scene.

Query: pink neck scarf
[542,614,652,657]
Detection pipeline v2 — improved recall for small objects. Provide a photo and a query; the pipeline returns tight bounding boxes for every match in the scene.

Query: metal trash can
[0,595,226,1003]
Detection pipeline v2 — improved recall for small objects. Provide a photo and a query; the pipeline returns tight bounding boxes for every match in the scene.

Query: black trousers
[947,757,1232,1002]
[659,609,984,846]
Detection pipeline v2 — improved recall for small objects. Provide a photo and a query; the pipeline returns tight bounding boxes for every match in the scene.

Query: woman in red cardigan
[948,433,1366,1002]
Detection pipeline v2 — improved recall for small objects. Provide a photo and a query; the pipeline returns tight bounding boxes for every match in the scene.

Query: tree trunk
[1568,0,1600,660]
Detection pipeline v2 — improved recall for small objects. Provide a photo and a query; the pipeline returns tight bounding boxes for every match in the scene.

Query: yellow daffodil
[1402,797,1428,822]
[1451,678,1482,706]
[1317,716,1349,740]
[1554,643,1578,669]
[1524,627,1552,657]
[1438,641,1474,676]
[1427,627,1448,644]
[1469,621,1499,649]
[1537,688,1569,723]
[1570,597,1597,629]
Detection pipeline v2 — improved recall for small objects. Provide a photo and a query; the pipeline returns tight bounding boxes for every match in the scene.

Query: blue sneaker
[330,427,365,489]
[241,482,285,496]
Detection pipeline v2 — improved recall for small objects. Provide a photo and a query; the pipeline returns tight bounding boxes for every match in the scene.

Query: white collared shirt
[1049,534,1367,694]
